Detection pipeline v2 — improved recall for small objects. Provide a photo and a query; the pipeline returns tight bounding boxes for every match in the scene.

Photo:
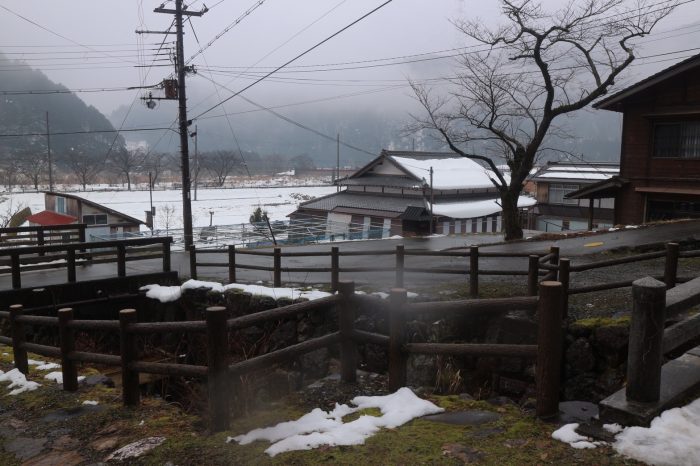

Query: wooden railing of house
[190,244,549,296]
[0,224,87,251]
[0,280,565,432]
[0,237,173,289]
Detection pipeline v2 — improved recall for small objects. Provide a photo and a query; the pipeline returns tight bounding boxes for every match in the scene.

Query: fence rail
[0,237,173,289]
[0,279,565,431]
[0,224,87,250]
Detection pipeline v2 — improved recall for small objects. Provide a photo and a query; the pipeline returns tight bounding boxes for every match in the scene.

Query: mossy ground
[0,346,642,465]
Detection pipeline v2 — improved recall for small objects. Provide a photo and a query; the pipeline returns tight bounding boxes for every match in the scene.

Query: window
[56,196,66,214]
[548,183,580,205]
[653,121,700,158]
[83,214,108,225]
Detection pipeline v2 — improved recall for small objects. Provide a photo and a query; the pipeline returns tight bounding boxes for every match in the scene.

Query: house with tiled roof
[528,161,619,232]
[566,53,700,225]
[35,191,145,240]
[289,150,535,239]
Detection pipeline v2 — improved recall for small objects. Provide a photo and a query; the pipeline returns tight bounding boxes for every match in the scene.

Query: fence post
[9,304,28,375]
[78,225,86,244]
[11,253,20,289]
[664,242,679,289]
[206,306,230,432]
[549,246,560,281]
[469,245,479,299]
[338,281,357,383]
[273,247,282,287]
[395,244,405,289]
[58,308,78,392]
[559,258,570,319]
[117,244,126,278]
[189,245,198,280]
[331,247,339,292]
[626,277,666,403]
[37,229,45,256]
[389,288,408,391]
[119,309,140,406]
[536,281,563,419]
[527,254,539,297]
[228,245,236,283]
[162,240,171,272]
[67,248,77,283]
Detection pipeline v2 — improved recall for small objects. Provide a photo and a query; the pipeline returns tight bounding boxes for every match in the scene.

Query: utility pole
[46,111,53,192]
[336,133,340,192]
[429,166,434,234]
[154,0,206,250]
[191,125,198,201]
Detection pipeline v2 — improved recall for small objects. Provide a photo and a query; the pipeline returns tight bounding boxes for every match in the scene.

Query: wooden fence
[190,244,548,297]
[0,237,173,289]
[0,279,564,432]
[0,224,86,249]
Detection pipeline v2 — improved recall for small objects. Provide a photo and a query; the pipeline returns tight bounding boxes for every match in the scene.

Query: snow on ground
[552,398,700,465]
[0,185,336,230]
[228,387,444,457]
[141,280,331,303]
[43,371,85,385]
[0,368,40,395]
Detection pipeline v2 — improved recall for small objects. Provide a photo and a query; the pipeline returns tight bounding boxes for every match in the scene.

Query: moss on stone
[573,316,631,328]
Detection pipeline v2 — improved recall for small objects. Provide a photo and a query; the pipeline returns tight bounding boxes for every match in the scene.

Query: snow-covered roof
[390,155,500,190]
[530,162,619,183]
[431,195,536,219]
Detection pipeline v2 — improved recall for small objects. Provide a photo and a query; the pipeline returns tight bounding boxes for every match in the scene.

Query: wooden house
[529,161,618,231]
[37,191,145,240]
[567,53,700,225]
[289,150,535,239]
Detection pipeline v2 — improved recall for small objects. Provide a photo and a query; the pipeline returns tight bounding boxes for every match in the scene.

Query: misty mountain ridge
[109,79,622,168]
[0,52,124,160]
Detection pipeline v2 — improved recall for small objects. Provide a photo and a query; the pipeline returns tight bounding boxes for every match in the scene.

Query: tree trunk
[500,189,523,241]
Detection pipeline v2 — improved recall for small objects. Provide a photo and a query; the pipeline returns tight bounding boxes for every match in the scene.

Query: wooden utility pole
[154,0,206,250]
[429,166,434,234]
[46,112,53,192]
[336,133,340,192]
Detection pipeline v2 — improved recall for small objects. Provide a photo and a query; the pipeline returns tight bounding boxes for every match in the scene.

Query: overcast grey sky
[2,0,700,120]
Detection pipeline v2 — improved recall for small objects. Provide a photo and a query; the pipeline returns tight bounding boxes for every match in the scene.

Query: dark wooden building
[569,54,700,224]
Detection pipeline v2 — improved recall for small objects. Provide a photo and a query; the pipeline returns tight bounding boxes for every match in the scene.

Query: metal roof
[298,192,427,214]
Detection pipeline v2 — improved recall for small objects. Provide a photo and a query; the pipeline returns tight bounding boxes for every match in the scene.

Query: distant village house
[290,150,535,239]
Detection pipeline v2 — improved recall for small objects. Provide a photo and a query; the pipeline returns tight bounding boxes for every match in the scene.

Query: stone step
[599,346,700,426]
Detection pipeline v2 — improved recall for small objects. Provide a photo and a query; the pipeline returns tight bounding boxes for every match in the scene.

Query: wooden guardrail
[190,244,549,296]
[0,224,86,251]
[0,237,173,289]
[0,279,566,431]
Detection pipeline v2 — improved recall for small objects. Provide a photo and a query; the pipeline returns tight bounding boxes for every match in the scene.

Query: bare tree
[143,151,167,188]
[17,150,48,191]
[61,149,104,191]
[109,147,144,190]
[202,150,240,187]
[410,0,677,240]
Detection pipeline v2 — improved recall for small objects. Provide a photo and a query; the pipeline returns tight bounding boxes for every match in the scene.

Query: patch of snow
[624,225,639,229]
[44,371,85,385]
[228,387,443,456]
[27,359,46,366]
[0,368,40,395]
[371,292,389,299]
[431,196,536,219]
[105,437,166,462]
[608,227,619,232]
[389,235,403,239]
[603,423,623,434]
[140,284,182,303]
[613,398,700,466]
[391,156,504,190]
[551,423,599,449]
[82,400,99,406]
[34,362,61,371]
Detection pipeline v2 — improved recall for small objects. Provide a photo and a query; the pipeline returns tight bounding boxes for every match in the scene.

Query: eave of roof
[43,191,145,225]
[593,53,700,111]
[565,176,627,199]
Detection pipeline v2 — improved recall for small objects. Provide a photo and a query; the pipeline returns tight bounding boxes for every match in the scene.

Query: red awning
[26,210,78,226]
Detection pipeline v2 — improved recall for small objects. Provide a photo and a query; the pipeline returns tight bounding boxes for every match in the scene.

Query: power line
[192,0,395,121]
[0,127,177,138]
[185,0,268,65]
[197,73,377,156]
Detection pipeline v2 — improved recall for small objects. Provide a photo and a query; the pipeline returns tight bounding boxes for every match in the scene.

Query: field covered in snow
[0,185,336,229]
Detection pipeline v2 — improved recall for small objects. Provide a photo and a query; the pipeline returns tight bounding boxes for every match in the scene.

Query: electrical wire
[191,0,395,121]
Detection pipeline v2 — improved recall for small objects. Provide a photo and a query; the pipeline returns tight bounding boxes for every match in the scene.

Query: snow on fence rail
[0,279,565,432]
